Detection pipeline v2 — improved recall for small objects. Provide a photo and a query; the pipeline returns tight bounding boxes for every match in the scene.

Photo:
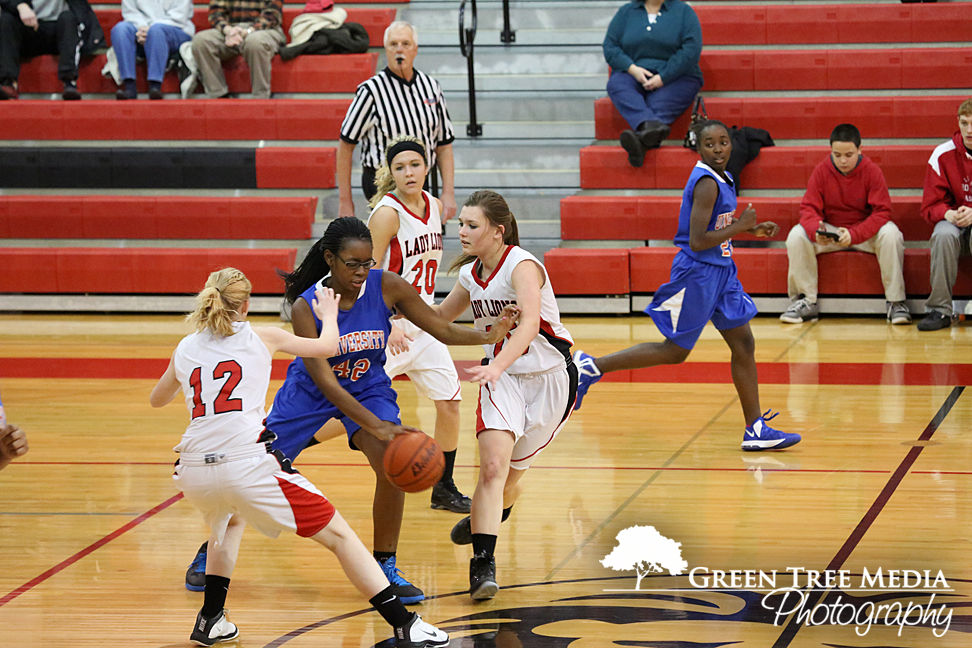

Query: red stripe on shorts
[275,476,335,537]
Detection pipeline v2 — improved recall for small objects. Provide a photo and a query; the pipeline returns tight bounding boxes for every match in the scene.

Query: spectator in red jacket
[780,124,908,325]
[917,98,972,331]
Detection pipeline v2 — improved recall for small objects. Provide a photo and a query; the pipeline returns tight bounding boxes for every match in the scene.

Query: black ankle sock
[201,575,230,618]
[374,550,395,564]
[369,585,413,628]
[472,533,497,557]
[123,79,136,95]
[440,449,457,483]
[501,505,513,522]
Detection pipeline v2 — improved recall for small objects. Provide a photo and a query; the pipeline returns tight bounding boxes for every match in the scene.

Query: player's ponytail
[449,190,520,272]
[368,135,427,210]
[186,268,252,337]
[279,217,373,303]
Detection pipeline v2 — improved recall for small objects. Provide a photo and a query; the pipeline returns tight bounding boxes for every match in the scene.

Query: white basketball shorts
[384,319,461,402]
[173,449,335,543]
[475,364,576,470]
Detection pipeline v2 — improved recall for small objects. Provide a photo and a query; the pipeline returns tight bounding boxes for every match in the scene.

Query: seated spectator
[110,0,194,100]
[191,0,284,99]
[917,98,972,331]
[0,0,104,100]
[0,388,27,471]
[603,0,703,168]
[781,124,909,325]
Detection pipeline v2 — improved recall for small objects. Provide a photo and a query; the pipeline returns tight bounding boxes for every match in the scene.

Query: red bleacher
[0,196,315,239]
[17,51,378,95]
[0,100,349,140]
[693,3,969,46]
[579,145,930,190]
[594,96,963,143]
[544,248,972,298]
[560,196,931,242]
[1,248,297,294]
[97,8,395,49]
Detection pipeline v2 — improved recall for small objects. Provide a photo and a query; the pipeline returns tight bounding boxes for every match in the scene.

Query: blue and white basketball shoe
[572,350,602,411]
[741,410,801,451]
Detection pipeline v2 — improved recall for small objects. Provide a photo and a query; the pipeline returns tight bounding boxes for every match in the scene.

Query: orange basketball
[383,432,445,493]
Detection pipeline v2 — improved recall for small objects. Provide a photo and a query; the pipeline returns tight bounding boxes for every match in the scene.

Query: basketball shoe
[185,542,207,591]
[450,516,473,545]
[430,480,472,513]
[190,609,238,646]
[379,556,425,604]
[469,552,499,600]
[395,613,449,648]
[741,410,801,451]
[572,350,602,411]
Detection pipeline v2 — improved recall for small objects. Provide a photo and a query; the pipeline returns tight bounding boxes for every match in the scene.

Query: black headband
[386,140,426,168]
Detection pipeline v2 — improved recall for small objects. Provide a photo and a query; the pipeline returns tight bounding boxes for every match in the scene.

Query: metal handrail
[501,0,516,44]
[459,0,483,136]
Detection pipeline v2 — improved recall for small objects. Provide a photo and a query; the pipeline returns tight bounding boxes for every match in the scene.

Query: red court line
[4,357,972,385]
[0,493,183,608]
[14,461,972,475]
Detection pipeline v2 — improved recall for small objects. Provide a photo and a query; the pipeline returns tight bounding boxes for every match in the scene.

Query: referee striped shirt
[340,67,455,171]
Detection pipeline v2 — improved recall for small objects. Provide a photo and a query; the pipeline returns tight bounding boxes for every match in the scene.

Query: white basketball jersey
[458,245,573,375]
[172,321,272,454]
[368,191,443,305]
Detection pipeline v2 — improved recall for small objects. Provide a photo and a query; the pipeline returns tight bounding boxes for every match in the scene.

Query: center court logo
[601,525,955,638]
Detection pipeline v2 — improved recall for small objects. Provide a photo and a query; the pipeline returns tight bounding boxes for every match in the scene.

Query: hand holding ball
[383,432,444,493]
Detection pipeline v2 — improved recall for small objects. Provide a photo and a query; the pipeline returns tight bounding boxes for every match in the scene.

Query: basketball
[383,432,445,493]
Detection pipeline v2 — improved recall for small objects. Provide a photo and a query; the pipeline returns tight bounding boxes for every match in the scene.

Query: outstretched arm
[255,288,340,357]
[383,271,515,346]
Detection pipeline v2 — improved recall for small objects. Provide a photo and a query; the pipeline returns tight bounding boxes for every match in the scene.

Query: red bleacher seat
[97,8,395,49]
[93,0,405,4]
[594,96,963,143]
[0,196,315,239]
[580,145,931,191]
[560,196,931,242]
[543,248,630,296]
[693,2,964,44]
[255,147,335,188]
[0,248,296,293]
[16,52,377,95]
[0,100,348,141]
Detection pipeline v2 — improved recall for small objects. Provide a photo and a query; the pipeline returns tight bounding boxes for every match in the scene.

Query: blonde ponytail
[186,268,252,337]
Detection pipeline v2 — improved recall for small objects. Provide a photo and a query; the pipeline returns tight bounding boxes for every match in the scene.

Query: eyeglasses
[335,254,377,271]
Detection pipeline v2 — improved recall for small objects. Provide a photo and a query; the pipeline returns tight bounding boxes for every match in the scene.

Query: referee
[337,21,456,220]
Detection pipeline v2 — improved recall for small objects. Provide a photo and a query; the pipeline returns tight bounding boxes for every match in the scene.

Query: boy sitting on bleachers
[780,123,910,325]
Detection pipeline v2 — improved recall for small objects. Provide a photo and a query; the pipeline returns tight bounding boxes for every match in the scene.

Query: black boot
[620,128,648,168]
[637,119,671,150]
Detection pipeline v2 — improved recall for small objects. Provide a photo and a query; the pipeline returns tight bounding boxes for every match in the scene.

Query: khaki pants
[926,219,972,316]
[786,222,905,303]
[191,25,286,98]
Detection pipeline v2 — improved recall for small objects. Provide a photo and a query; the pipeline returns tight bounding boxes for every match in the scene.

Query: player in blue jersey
[184,217,517,601]
[572,120,802,451]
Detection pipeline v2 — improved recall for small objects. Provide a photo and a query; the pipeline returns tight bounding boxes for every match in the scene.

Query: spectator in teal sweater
[603,0,703,167]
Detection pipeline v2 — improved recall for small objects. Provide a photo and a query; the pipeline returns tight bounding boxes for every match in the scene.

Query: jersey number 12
[189,360,244,420]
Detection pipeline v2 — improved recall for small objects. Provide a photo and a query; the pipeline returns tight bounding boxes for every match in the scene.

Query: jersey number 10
[189,360,244,420]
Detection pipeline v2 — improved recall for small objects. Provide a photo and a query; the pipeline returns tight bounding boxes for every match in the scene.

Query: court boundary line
[0,493,184,608]
[770,385,965,648]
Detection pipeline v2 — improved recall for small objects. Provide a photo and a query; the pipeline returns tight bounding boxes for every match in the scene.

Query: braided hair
[278,217,373,304]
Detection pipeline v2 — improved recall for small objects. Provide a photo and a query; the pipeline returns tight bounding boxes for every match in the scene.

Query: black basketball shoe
[430,480,472,513]
[190,609,238,646]
[469,552,498,600]
[185,542,208,591]
[450,516,472,545]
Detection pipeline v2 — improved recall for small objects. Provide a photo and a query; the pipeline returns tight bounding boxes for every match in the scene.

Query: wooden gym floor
[0,313,970,647]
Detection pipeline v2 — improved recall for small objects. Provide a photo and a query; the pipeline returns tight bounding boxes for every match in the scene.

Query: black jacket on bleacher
[0,0,104,55]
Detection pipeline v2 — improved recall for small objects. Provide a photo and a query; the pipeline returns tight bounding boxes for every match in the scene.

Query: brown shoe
[0,83,18,100]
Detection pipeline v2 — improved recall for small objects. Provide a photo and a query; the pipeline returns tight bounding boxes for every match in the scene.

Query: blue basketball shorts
[266,379,401,460]
[645,252,758,350]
